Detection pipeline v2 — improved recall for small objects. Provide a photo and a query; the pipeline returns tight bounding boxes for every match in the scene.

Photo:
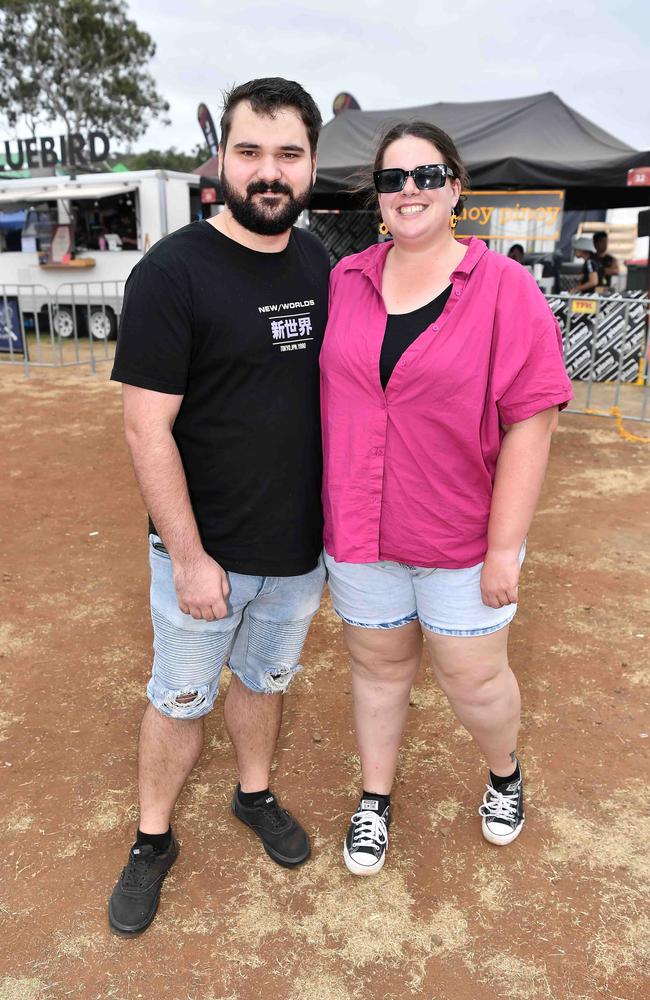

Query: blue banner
[0,296,26,355]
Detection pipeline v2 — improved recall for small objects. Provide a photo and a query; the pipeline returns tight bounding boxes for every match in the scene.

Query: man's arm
[122,384,229,621]
[480,407,559,608]
[604,255,620,277]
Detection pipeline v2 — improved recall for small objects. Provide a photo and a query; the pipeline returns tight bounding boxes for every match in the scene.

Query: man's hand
[480,549,521,609]
[173,551,230,621]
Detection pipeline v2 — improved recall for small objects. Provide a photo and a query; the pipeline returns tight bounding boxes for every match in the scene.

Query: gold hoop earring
[378,221,389,237]
[449,211,459,232]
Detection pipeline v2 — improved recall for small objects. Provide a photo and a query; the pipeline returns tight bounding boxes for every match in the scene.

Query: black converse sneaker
[479,771,525,846]
[231,787,310,868]
[108,832,179,935]
[344,797,390,875]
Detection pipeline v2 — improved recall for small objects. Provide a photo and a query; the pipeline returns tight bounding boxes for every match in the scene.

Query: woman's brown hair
[358,119,469,216]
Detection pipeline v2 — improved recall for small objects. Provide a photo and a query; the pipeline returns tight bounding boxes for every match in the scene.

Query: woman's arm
[480,406,559,608]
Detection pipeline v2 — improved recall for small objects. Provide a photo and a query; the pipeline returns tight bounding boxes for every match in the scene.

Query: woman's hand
[480,549,521,608]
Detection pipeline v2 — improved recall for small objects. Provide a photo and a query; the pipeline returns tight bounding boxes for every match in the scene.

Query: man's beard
[220,172,313,236]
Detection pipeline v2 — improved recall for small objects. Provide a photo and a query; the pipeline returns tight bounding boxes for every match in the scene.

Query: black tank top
[380,285,452,390]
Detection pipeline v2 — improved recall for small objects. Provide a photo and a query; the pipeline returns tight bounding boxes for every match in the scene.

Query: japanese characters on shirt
[259,299,315,352]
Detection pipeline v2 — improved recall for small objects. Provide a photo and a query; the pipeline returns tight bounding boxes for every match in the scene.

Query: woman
[320,122,572,876]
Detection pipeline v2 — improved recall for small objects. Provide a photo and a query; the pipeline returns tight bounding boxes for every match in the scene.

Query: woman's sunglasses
[373,163,455,194]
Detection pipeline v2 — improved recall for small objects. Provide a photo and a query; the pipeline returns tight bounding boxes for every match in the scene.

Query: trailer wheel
[52,306,77,339]
[52,306,86,340]
[88,306,117,341]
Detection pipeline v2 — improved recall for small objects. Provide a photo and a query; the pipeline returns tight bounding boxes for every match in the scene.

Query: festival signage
[197,104,219,158]
[333,93,361,115]
[2,131,110,171]
[627,167,650,187]
[0,296,26,355]
[454,190,564,245]
[570,299,598,315]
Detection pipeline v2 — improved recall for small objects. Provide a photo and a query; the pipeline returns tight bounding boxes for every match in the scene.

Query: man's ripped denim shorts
[147,536,325,719]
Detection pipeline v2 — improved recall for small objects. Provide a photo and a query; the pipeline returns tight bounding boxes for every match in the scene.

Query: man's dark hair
[220,78,322,155]
[593,231,608,245]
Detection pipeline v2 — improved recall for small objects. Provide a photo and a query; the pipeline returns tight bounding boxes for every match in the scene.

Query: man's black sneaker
[108,832,179,935]
[479,771,525,845]
[231,787,310,868]
[344,797,390,875]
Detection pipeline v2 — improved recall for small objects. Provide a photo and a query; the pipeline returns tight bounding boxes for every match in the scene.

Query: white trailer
[0,169,200,340]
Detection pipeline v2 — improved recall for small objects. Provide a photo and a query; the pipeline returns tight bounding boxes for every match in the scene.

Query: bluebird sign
[0,296,26,355]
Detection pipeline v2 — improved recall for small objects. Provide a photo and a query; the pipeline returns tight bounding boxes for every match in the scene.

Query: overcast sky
[122,0,650,156]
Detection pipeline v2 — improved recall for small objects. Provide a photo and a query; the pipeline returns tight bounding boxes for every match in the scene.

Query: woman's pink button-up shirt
[320,237,573,569]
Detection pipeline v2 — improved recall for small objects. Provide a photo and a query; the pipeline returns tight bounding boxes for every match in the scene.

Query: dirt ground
[1,363,648,1000]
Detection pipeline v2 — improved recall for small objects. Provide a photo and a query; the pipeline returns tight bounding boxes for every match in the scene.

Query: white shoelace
[350,810,388,851]
[479,784,519,823]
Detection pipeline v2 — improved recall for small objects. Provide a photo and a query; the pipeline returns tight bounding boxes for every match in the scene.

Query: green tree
[0,0,170,145]
[112,145,207,172]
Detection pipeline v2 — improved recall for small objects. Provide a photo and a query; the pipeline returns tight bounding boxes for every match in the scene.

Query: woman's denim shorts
[323,544,526,637]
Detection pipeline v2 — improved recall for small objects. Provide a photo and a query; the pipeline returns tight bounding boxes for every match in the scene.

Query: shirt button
[432,325,438,331]
[455,288,462,297]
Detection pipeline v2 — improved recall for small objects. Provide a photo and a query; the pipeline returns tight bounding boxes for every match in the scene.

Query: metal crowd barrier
[2,283,649,428]
[545,291,649,425]
[0,281,124,375]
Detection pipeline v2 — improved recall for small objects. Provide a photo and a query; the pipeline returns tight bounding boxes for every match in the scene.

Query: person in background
[507,243,525,264]
[112,211,138,249]
[592,231,619,286]
[320,121,572,876]
[570,235,600,293]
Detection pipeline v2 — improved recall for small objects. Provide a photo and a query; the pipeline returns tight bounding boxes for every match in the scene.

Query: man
[592,230,619,286]
[507,243,525,265]
[108,78,329,936]
[570,234,600,293]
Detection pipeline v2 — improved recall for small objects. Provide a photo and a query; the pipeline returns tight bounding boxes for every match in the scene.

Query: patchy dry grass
[545,781,649,884]
[0,709,25,743]
[0,980,47,1000]
[84,789,135,834]
[479,954,552,999]
[567,465,650,498]
[288,973,358,1000]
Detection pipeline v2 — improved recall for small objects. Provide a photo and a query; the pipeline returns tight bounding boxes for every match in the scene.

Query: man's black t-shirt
[111,221,330,576]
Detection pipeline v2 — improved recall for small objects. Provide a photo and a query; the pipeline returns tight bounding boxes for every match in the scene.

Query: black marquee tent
[312,92,650,210]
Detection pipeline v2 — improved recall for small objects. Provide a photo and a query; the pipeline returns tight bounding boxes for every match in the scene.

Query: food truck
[0,170,201,339]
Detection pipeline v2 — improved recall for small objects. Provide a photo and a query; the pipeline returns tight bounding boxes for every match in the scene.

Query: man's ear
[217,142,224,173]
[312,152,318,185]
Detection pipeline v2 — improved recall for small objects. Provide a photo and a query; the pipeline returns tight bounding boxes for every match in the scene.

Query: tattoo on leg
[509,750,517,764]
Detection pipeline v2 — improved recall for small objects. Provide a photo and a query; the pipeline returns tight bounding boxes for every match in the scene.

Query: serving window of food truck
[71,190,138,251]
[0,183,140,265]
